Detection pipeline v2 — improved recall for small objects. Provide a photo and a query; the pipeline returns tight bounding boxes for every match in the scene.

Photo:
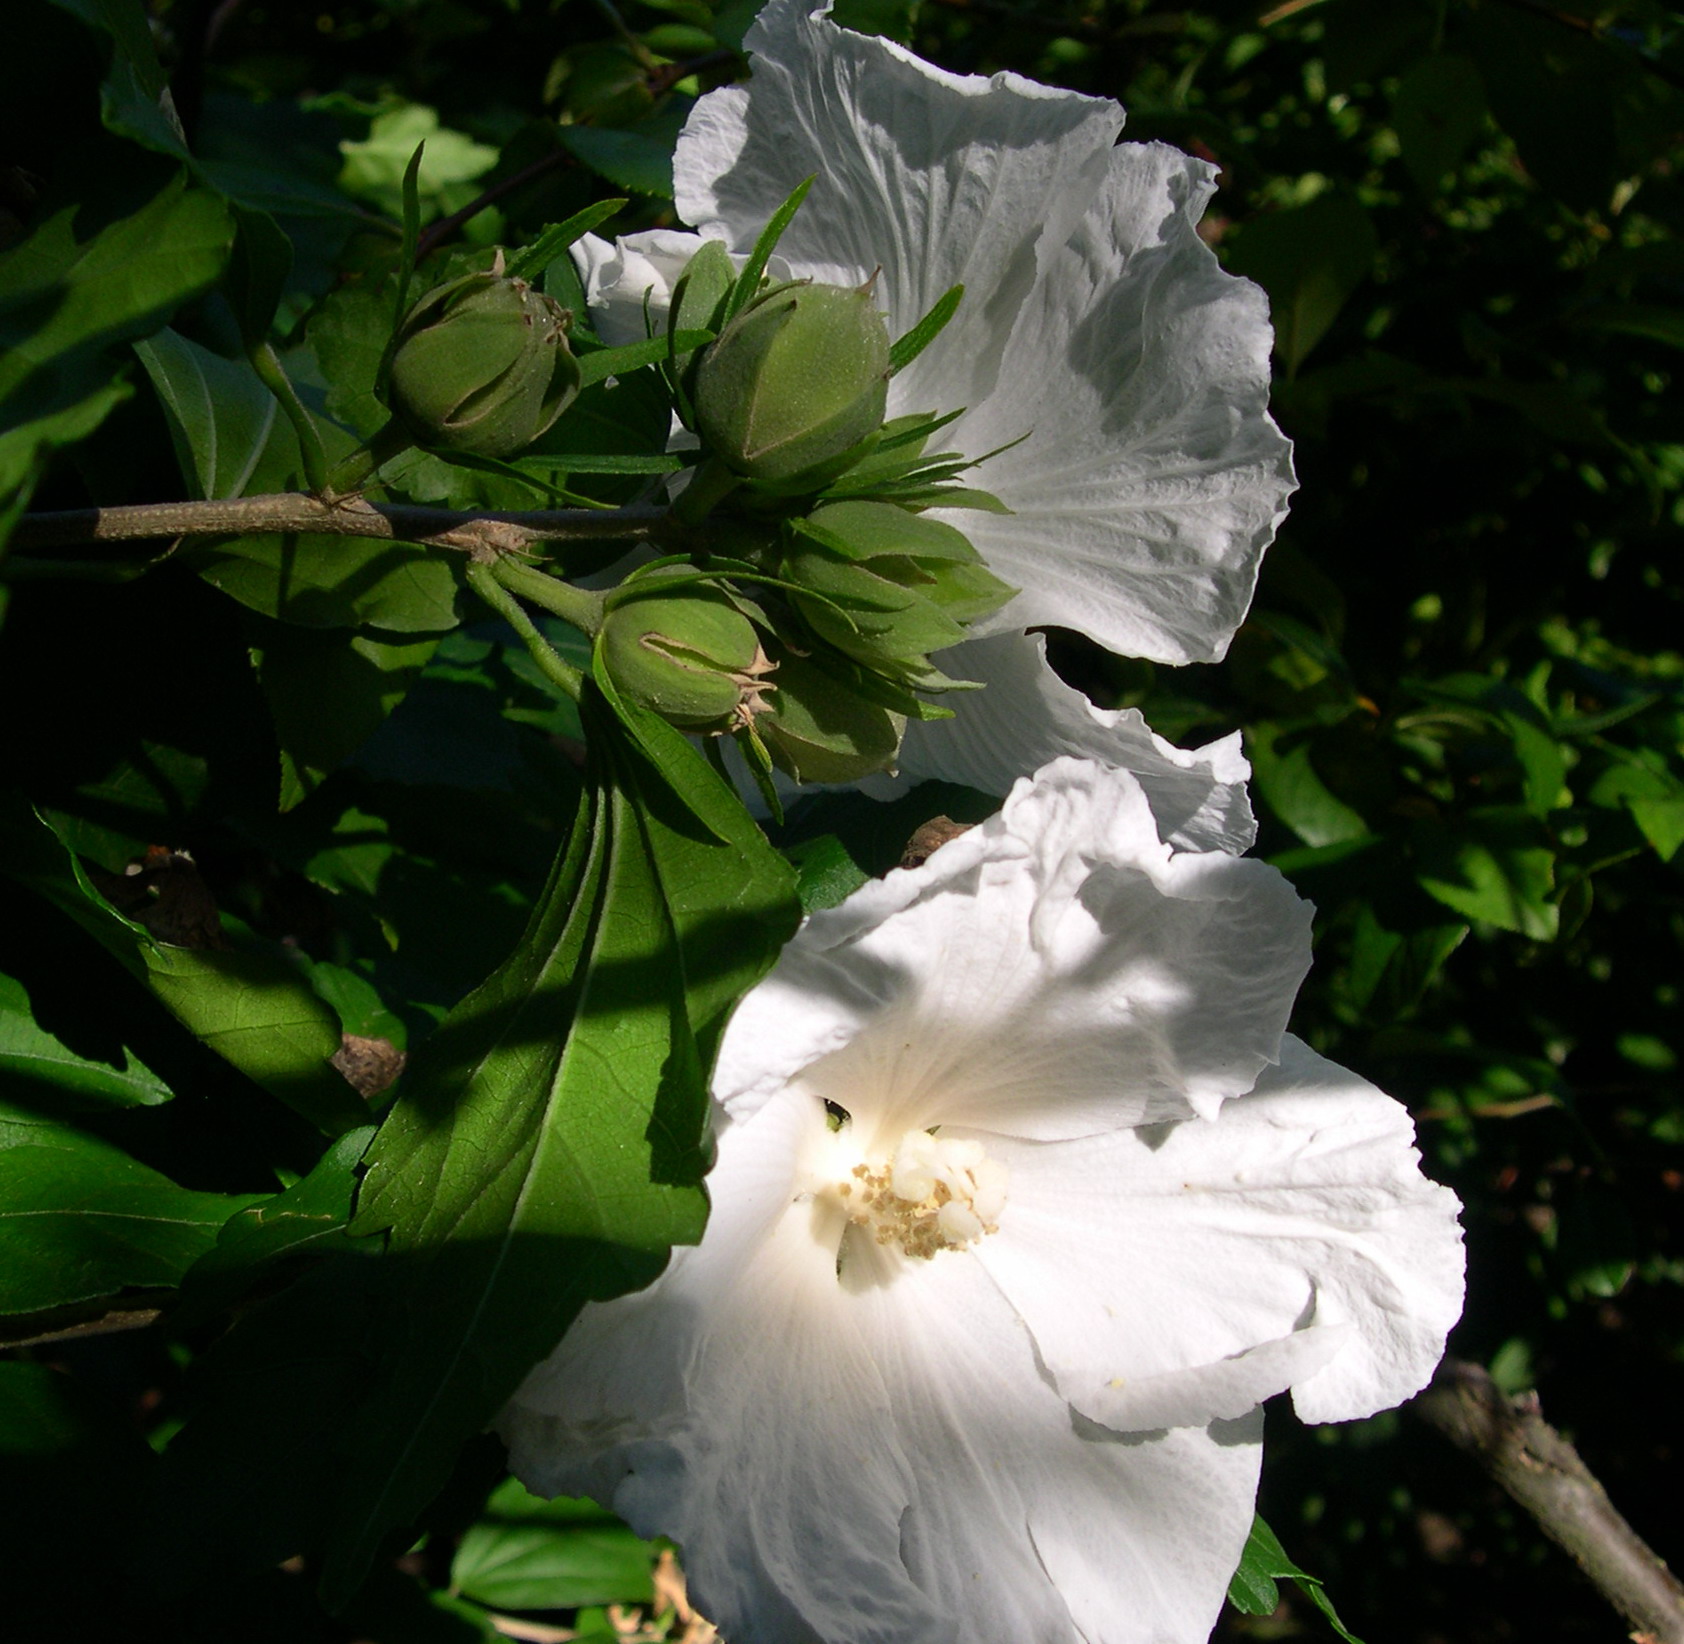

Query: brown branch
[12,493,672,561]
[415,149,575,263]
[1414,1358,1684,1644]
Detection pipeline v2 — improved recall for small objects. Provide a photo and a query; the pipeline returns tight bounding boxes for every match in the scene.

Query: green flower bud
[693,279,890,488]
[599,572,774,732]
[386,259,581,457]
[782,500,1016,686]
[753,648,904,784]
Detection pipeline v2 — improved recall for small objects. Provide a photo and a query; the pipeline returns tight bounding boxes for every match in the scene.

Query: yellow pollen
[836,1130,1007,1261]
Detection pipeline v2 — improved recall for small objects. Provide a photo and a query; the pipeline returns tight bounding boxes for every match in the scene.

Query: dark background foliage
[1,1,1680,1641]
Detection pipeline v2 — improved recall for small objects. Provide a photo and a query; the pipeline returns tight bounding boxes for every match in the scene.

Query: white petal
[503,1090,948,1644]
[870,630,1257,854]
[973,1035,1464,1429]
[674,2,1292,665]
[572,228,706,346]
[716,759,1310,1141]
[943,141,1293,664]
[849,1247,1263,1644]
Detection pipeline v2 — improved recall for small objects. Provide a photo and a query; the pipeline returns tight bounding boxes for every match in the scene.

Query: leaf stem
[466,562,587,701]
[249,341,331,494]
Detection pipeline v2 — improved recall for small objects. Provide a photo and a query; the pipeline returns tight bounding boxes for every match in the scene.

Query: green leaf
[450,1478,655,1611]
[134,328,278,500]
[1391,55,1486,195]
[889,283,964,374]
[46,0,189,158]
[0,1128,264,1314]
[179,1126,376,1323]
[558,122,677,199]
[192,535,462,632]
[250,621,441,809]
[339,104,497,221]
[724,175,815,325]
[0,163,233,516]
[226,201,295,348]
[1226,193,1377,375]
[1415,807,1559,941]
[1226,1514,1367,1644]
[314,683,799,1601]
[575,330,714,388]
[504,199,630,285]
[4,802,369,1136]
[1246,723,1371,848]
[0,966,171,1109]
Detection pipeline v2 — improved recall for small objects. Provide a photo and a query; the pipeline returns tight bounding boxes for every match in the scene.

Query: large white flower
[501,758,1464,1644]
[574,0,1294,843]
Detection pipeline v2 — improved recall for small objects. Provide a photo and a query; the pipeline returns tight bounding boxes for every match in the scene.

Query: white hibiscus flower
[573,0,1295,848]
[501,758,1464,1644]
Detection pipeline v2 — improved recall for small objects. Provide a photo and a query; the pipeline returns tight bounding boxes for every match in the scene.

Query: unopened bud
[693,279,890,488]
[782,501,1015,686]
[599,572,774,732]
[752,648,904,784]
[387,259,581,457]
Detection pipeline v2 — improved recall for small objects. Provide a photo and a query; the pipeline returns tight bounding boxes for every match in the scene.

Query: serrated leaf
[0,1129,264,1315]
[313,684,798,1601]
[1226,1514,1366,1644]
[134,328,277,500]
[0,967,171,1109]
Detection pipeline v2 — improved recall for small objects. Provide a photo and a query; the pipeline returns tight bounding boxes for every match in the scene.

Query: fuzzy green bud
[782,500,1016,688]
[693,279,890,488]
[386,261,580,457]
[598,572,774,732]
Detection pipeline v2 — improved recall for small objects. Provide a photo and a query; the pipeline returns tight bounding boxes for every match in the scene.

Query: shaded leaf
[0,1127,264,1314]
[0,967,170,1109]
[134,327,277,500]
[1225,193,1377,374]
[4,802,369,1136]
[1415,808,1559,940]
[316,683,799,1599]
[193,535,461,632]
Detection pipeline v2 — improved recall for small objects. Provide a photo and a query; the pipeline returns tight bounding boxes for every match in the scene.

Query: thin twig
[13,494,672,561]
[1413,1358,1684,1644]
[414,148,575,263]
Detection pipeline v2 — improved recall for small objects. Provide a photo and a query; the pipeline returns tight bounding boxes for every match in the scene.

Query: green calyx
[782,500,1016,689]
[597,570,775,733]
[693,278,890,489]
[386,259,581,457]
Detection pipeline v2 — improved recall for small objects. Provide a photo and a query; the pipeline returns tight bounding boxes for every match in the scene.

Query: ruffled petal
[973,1035,1464,1430]
[871,630,1257,854]
[716,759,1311,1141]
[573,228,706,346]
[675,1,1292,664]
[946,140,1293,663]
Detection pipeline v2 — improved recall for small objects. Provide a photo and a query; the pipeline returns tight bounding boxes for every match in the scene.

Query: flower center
[835,1129,1008,1260]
